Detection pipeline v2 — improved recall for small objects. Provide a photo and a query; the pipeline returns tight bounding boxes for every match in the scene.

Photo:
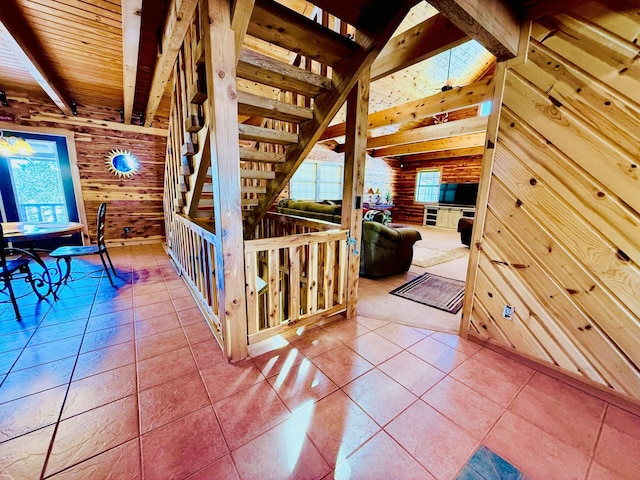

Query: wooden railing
[254,211,340,238]
[166,213,221,337]
[244,228,349,344]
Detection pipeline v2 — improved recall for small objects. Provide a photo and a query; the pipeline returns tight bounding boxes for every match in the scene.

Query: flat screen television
[439,182,479,207]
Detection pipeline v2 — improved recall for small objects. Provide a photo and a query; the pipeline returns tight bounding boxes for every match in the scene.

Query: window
[479,100,492,116]
[8,139,69,222]
[291,161,343,201]
[0,130,82,247]
[415,169,441,203]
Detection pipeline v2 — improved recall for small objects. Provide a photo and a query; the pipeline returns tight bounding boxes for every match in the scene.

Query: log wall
[465,2,640,403]
[0,91,168,243]
[393,155,482,223]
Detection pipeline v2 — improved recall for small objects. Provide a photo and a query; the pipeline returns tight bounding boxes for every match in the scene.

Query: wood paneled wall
[0,91,168,243]
[393,155,482,223]
[465,2,640,402]
[364,156,396,205]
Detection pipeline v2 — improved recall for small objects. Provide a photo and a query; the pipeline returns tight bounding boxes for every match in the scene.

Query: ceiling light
[0,131,35,157]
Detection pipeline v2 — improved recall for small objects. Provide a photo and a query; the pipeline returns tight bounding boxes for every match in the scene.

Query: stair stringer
[243,1,415,235]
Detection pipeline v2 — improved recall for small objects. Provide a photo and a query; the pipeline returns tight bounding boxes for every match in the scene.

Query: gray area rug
[390,272,465,314]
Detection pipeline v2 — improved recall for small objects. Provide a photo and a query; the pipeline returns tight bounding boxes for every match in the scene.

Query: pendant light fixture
[441,49,454,92]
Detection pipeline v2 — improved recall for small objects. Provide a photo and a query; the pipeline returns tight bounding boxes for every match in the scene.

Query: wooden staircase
[183,0,416,234]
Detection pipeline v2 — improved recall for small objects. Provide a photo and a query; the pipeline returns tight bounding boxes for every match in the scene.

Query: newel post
[203,0,248,360]
[342,69,370,319]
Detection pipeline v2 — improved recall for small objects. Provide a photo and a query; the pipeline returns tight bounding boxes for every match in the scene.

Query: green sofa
[360,221,422,278]
[277,199,342,223]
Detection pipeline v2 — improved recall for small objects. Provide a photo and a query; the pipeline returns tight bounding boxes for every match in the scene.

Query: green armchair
[359,221,422,278]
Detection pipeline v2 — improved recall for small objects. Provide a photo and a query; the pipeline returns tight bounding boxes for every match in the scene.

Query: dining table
[2,221,84,243]
[2,221,84,298]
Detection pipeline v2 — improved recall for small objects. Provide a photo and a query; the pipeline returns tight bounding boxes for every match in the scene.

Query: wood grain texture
[320,78,493,140]
[427,0,520,60]
[342,72,370,319]
[0,95,166,242]
[370,13,467,81]
[204,0,248,360]
[464,3,640,403]
[392,156,483,223]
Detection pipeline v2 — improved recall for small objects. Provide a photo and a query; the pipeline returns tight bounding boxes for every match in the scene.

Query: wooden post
[203,0,248,360]
[459,21,530,339]
[458,63,507,340]
[342,69,370,319]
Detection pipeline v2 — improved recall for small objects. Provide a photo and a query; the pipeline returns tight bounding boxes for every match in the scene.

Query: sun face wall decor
[106,149,140,178]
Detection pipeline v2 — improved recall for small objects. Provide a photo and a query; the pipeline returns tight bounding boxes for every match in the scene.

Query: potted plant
[385,191,392,205]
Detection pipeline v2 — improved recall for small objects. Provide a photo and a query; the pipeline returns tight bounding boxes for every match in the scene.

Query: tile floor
[1,244,639,479]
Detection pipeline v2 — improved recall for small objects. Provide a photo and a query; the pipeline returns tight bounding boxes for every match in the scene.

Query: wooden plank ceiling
[0,0,173,124]
[0,0,568,160]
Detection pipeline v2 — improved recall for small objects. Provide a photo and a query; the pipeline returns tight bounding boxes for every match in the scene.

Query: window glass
[6,138,69,222]
[291,161,342,201]
[290,162,317,200]
[479,100,492,116]
[317,164,342,200]
[0,130,82,248]
[415,169,441,203]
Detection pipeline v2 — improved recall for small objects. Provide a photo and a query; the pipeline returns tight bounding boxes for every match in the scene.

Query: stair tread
[239,147,286,163]
[249,0,357,67]
[237,48,332,97]
[238,124,298,145]
[241,169,277,179]
[237,91,313,123]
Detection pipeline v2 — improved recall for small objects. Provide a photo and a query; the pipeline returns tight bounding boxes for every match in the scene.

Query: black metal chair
[0,223,38,320]
[50,202,117,286]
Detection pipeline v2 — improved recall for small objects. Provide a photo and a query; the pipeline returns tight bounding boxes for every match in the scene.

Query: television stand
[423,205,475,229]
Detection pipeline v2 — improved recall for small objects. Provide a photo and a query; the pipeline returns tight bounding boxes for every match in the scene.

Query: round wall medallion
[106,149,140,178]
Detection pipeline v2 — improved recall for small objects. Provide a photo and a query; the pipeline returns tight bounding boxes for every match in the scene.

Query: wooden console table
[423,205,475,229]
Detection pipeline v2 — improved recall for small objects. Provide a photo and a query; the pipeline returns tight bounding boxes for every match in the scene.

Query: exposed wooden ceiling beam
[308,0,418,36]
[370,13,467,82]
[320,77,493,140]
[371,131,486,157]
[369,115,488,150]
[520,0,593,21]
[144,0,198,127]
[231,0,255,61]
[122,0,143,124]
[0,7,73,116]
[427,0,520,60]
[27,112,168,136]
[398,145,484,162]
[335,113,487,152]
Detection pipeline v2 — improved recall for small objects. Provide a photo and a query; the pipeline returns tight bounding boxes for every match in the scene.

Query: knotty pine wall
[393,155,482,223]
[0,91,168,243]
[465,2,640,403]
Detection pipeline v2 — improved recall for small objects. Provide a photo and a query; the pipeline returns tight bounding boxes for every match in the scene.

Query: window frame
[290,160,343,201]
[414,167,442,204]
[0,124,88,242]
